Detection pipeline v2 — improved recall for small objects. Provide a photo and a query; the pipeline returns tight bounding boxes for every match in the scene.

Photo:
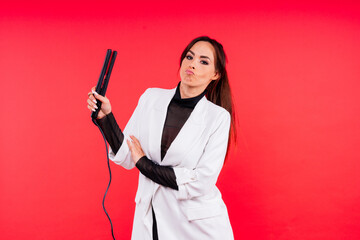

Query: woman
[87,36,236,240]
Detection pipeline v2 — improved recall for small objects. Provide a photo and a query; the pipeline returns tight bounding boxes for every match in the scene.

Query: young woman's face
[180,41,219,90]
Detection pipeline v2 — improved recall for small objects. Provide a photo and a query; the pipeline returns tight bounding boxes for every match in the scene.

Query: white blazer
[109,87,234,240]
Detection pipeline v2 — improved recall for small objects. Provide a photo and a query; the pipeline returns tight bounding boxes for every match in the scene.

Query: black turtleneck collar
[172,82,207,109]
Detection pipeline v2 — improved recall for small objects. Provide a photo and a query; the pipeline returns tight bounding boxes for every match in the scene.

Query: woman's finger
[129,136,137,144]
[128,138,141,152]
[126,139,131,148]
[87,104,96,112]
[130,135,141,146]
[92,90,109,103]
[130,135,138,142]
[87,99,98,109]
[130,141,141,154]
[88,94,97,104]
[89,87,107,103]
[127,139,137,156]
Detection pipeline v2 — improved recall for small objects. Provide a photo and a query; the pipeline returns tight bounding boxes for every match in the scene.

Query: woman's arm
[96,113,179,190]
[88,87,124,154]
[136,157,178,190]
[87,86,136,169]
[96,112,124,154]
[127,135,179,190]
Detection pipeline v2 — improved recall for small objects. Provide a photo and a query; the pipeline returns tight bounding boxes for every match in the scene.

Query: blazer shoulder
[205,99,231,121]
[143,87,174,97]
[139,87,175,104]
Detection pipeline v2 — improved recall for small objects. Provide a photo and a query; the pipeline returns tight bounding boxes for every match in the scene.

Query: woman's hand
[87,86,112,119]
[127,135,145,164]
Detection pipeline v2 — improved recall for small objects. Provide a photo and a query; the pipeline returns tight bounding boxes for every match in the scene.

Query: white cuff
[174,167,197,185]
[108,134,134,169]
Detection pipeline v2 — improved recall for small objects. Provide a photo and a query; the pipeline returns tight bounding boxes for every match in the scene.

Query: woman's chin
[181,77,195,85]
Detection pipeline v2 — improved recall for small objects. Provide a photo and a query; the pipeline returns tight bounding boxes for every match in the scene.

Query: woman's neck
[179,82,207,99]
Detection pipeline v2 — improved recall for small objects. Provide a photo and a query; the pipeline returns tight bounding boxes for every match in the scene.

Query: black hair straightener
[91,49,117,240]
[91,49,117,119]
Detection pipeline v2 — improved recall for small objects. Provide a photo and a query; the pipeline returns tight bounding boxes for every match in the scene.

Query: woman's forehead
[189,41,216,61]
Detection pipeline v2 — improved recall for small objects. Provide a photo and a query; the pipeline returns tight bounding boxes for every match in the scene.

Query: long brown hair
[180,36,237,155]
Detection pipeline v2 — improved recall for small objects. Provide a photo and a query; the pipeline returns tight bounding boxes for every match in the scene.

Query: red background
[1,1,360,239]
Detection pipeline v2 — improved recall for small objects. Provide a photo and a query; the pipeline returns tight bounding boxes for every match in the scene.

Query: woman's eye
[186,55,193,60]
[201,60,209,65]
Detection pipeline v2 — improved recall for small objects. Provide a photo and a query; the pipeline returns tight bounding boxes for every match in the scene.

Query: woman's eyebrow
[189,50,211,61]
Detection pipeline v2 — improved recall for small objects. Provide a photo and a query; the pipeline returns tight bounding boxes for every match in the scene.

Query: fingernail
[92,108,96,112]
[92,90,99,95]
[92,99,97,104]
[94,105,98,109]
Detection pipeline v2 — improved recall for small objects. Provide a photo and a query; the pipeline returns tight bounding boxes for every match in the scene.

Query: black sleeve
[136,156,179,190]
[96,112,124,154]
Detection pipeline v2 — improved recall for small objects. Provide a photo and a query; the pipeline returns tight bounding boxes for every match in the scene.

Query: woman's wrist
[97,111,112,119]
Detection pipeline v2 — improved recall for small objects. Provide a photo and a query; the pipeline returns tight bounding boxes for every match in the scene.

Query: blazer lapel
[148,88,176,162]
[161,96,208,166]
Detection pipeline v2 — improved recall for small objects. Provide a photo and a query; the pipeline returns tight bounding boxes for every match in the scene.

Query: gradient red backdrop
[1,1,360,239]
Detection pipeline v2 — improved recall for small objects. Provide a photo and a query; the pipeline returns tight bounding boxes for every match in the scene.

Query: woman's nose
[189,60,196,69]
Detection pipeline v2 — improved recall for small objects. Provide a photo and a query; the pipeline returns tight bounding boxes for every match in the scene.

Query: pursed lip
[185,69,194,75]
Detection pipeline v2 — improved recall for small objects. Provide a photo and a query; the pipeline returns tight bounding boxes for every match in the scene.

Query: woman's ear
[211,71,221,81]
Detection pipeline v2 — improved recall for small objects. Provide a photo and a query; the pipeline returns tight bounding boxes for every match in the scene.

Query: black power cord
[91,49,117,239]
[92,118,116,240]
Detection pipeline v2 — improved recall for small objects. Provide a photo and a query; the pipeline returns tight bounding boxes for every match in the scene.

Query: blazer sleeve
[96,112,124,154]
[136,156,179,190]
[172,110,231,200]
[108,89,149,169]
